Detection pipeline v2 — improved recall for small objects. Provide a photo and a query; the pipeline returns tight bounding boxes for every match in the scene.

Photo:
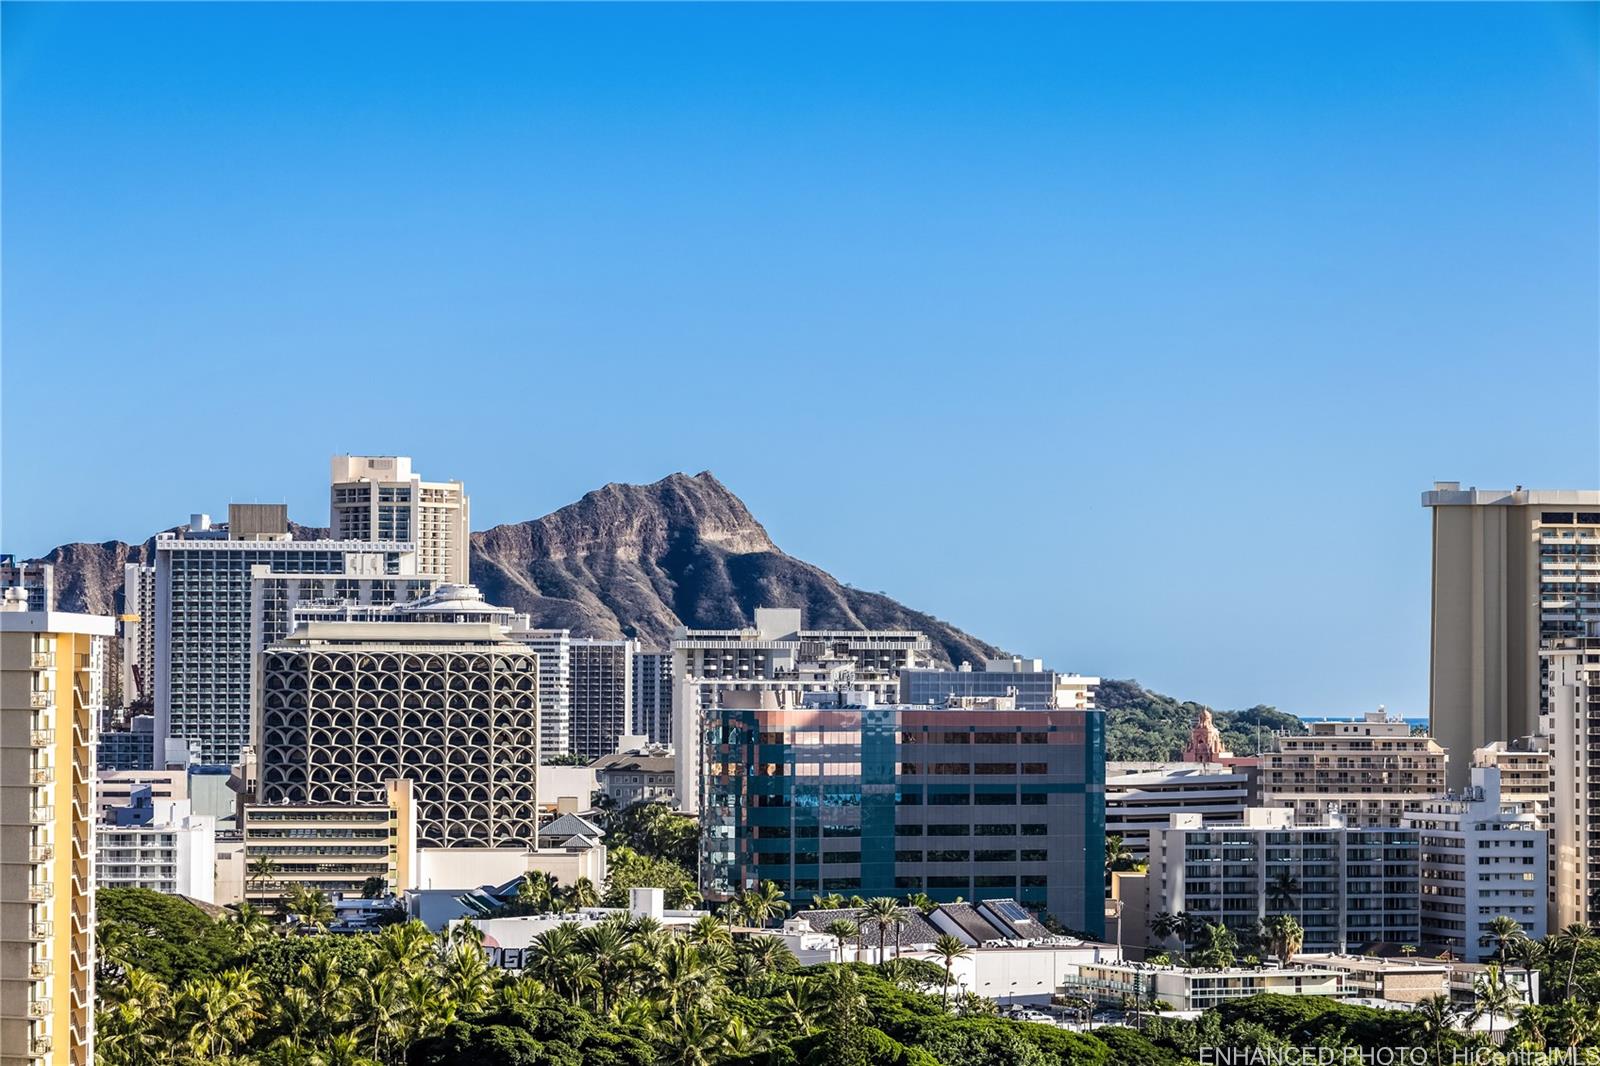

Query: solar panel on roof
[989,899,1031,924]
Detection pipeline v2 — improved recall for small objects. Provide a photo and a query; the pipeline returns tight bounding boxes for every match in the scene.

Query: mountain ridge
[27,472,1001,665]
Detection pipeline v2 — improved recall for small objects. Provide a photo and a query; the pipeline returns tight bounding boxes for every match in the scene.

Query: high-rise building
[569,638,635,762]
[1105,763,1256,864]
[0,561,54,614]
[1402,766,1546,961]
[1146,808,1421,955]
[1423,484,1600,788]
[700,690,1105,936]
[631,648,673,744]
[1472,738,1551,825]
[330,456,470,584]
[1542,647,1600,928]
[514,629,571,760]
[154,505,416,767]
[1,595,113,1066]
[900,659,1099,711]
[255,621,539,848]
[95,791,216,903]
[672,608,931,813]
[120,564,156,707]
[1261,711,1447,828]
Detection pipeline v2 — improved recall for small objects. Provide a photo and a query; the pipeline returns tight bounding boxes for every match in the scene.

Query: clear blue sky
[4,3,1597,717]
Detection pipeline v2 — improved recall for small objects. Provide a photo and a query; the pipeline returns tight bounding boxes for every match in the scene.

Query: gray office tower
[632,648,673,744]
[569,639,635,761]
[154,504,417,767]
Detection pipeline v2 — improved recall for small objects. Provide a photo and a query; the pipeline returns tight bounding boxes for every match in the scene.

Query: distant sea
[1294,713,1428,730]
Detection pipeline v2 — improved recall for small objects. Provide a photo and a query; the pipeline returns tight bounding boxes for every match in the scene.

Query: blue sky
[3,3,1596,716]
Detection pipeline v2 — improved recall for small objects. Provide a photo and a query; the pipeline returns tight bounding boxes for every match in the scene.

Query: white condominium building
[330,455,471,584]
[1472,737,1551,825]
[96,794,217,903]
[154,504,416,767]
[1,596,113,1066]
[1422,485,1600,788]
[1262,710,1447,828]
[1146,808,1421,955]
[1542,645,1600,928]
[1401,766,1546,961]
[514,629,572,759]
[1105,763,1255,863]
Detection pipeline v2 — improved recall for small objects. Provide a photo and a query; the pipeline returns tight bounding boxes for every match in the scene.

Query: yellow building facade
[2,601,113,1066]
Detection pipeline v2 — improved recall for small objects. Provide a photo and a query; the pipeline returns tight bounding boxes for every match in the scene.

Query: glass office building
[701,692,1105,937]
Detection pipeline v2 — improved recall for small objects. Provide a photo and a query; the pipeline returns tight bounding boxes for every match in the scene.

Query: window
[1021,824,1048,836]
[896,850,924,863]
[975,793,1016,806]
[1021,849,1048,861]
[975,824,1016,836]
[941,733,970,745]
[928,824,970,836]
[975,849,1016,862]
[927,849,969,863]
[929,793,970,806]
[974,732,1015,745]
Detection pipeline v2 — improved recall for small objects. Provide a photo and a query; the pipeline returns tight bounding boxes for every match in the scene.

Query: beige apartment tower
[1261,710,1447,828]
[1,596,114,1066]
[1423,484,1600,788]
[331,456,471,584]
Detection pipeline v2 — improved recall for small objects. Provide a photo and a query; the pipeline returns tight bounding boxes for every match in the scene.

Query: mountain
[1097,678,1307,761]
[470,472,999,664]
[26,472,999,666]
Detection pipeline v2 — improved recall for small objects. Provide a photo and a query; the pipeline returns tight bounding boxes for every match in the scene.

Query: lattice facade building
[256,621,539,848]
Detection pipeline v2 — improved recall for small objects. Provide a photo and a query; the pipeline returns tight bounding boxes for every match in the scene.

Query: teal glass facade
[701,699,1105,937]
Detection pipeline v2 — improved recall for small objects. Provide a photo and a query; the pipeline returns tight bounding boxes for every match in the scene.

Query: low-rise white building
[1063,961,1346,1012]
[96,791,217,902]
[1297,954,1451,1005]
[1401,766,1547,960]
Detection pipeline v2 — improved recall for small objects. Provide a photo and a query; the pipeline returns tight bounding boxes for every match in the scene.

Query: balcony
[30,845,53,863]
[29,921,51,940]
[29,768,53,786]
[28,883,52,902]
[29,806,53,825]
[30,692,51,709]
[29,960,52,979]
[27,999,50,1018]
[29,730,54,747]
[30,1037,52,1055]
[30,653,54,669]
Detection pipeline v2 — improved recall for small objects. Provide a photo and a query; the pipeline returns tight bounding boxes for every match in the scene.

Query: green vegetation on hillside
[1099,679,1306,762]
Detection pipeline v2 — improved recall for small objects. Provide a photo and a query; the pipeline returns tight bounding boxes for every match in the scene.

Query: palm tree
[1550,997,1600,1051]
[930,934,971,1006]
[904,891,936,915]
[441,939,493,1020]
[1481,915,1526,965]
[1508,936,1546,1002]
[776,978,822,1034]
[1413,994,1458,1066]
[811,892,845,910]
[742,935,797,989]
[862,897,904,964]
[824,919,858,964]
[579,921,632,1014]
[1105,834,1138,873]
[1401,944,1418,958]
[1471,965,1520,1046]
[1149,911,1184,951]
[174,968,263,1059]
[226,902,273,951]
[1266,871,1300,912]
[568,876,600,909]
[247,857,280,896]
[685,913,731,947]
[1552,922,1598,997]
[739,880,790,928]
[1191,922,1238,967]
[285,885,335,933]
[1263,914,1304,965]
[97,965,170,1066]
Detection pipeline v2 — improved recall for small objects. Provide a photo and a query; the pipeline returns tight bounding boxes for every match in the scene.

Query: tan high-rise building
[1,595,113,1066]
[330,456,470,584]
[1262,711,1447,828]
[1472,737,1551,825]
[1423,484,1600,788]
[1543,647,1600,928]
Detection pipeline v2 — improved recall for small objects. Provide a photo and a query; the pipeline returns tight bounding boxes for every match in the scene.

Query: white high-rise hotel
[330,455,471,585]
